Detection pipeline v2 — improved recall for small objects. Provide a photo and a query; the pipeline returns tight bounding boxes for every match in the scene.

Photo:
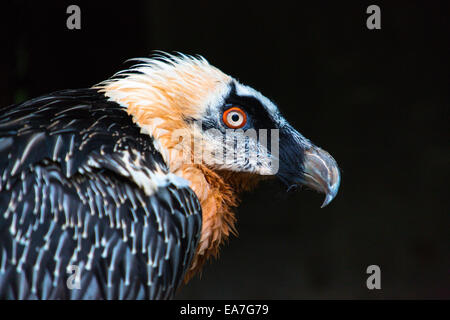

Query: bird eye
[222,107,247,129]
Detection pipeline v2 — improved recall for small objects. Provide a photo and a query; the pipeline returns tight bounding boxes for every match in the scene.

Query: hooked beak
[301,146,341,208]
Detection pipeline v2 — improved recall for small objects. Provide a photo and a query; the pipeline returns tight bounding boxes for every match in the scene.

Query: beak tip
[320,174,340,208]
[302,146,341,208]
[320,197,331,208]
[320,190,337,208]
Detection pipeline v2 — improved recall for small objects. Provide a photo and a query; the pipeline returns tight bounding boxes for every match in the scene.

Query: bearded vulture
[0,53,340,299]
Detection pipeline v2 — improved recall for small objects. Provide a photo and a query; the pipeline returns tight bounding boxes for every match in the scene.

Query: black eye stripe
[223,83,277,130]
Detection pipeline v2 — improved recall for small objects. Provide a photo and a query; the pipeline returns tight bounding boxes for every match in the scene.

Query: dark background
[1,1,449,299]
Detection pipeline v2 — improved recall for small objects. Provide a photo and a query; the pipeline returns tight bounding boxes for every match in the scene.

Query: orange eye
[222,107,247,129]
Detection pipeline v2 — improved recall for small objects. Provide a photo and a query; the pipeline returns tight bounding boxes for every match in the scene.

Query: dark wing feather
[0,89,202,299]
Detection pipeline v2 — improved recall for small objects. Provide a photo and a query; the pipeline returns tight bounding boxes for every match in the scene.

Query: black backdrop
[1,1,449,299]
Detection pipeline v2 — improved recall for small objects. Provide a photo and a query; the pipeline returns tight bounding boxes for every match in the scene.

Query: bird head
[97,53,340,208]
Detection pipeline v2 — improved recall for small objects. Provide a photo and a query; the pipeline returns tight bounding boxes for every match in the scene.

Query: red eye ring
[222,107,247,129]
